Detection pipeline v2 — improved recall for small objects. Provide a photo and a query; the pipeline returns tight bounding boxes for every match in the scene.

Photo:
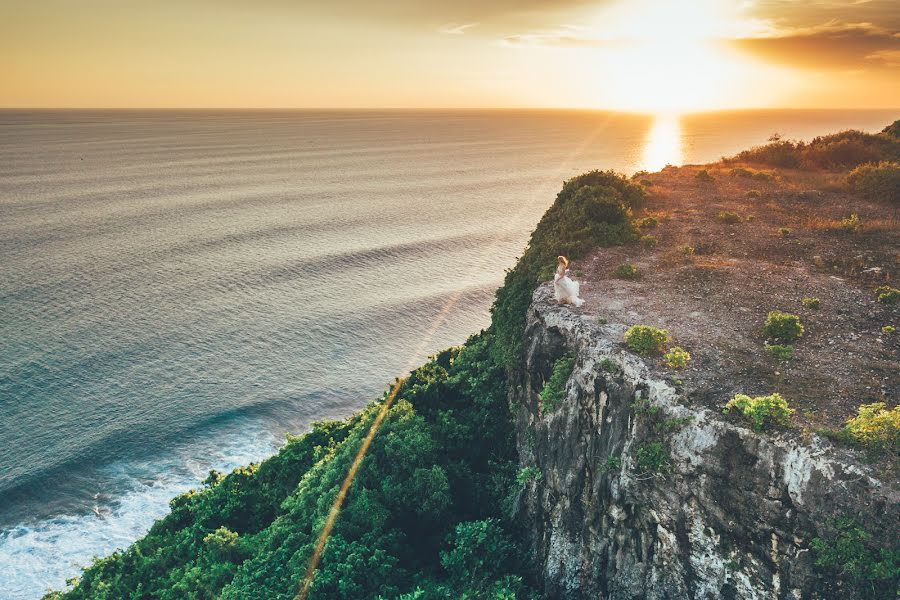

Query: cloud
[500,25,607,47]
[438,22,479,35]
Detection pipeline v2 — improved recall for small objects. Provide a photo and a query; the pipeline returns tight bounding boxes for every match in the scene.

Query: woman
[554,256,584,307]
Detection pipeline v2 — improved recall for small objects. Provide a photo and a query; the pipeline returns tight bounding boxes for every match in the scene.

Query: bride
[554,256,584,307]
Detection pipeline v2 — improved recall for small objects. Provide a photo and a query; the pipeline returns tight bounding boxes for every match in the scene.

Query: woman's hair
[557,255,568,267]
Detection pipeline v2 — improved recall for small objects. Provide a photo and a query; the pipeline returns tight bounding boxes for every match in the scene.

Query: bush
[811,518,900,597]
[778,227,791,237]
[615,263,639,279]
[730,127,900,170]
[730,167,753,178]
[663,346,690,369]
[847,162,900,204]
[840,403,899,455]
[883,119,900,138]
[680,245,694,256]
[634,216,658,229]
[540,354,575,412]
[635,441,671,474]
[624,326,669,356]
[746,189,761,199]
[883,325,896,334]
[724,393,794,431]
[876,285,899,305]
[640,234,658,247]
[802,297,821,310]
[840,213,860,233]
[717,211,741,224]
[639,178,653,187]
[752,171,773,182]
[515,466,542,487]
[765,344,794,361]
[695,169,714,182]
[763,311,805,342]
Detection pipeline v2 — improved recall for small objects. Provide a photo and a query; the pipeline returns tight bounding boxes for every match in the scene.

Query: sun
[586,0,767,112]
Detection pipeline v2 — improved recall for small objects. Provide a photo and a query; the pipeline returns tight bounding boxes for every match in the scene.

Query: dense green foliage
[837,403,900,456]
[49,333,534,599]
[875,285,900,305]
[801,297,821,310]
[624,325,669,356]
[490,170,643,368]
[765,344,794,361]
[663,346,690,369]
[762,311,805,343]
[539,354,575,413]
[811,518,900,599]
[731,126,900,170]
[723,393,794,431]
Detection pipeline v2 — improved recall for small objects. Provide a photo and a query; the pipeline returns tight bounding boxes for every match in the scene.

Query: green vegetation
[730,167,753,178]
[634,215,658,229]
[491,170,643,368]
[751,171,772,182]
[730,127,900,170]
[723,393,794,431]
[515,466,542,487]
[624,326,669,356]
[599,357,617,373]
[717,210,741,224]
[835,403,900,456]
[615,263,639,279]
[840,213,860,233]
[746,189,761,199]
[875,285,899,305]
[50,333,533,599]
[802,297,821,310]
[695,169,714,182]
[765,344,794,361]
[635,442,671,475]
[778,227,791,237]
[598,456,622,473]
[883,325,896,335]
[640,234,658,247]
[811,518,900,599]
[663,346,690,369]
[539,354,575,412]
[680,245,694,256]
[763,311,804,343]
[847,161,900,204]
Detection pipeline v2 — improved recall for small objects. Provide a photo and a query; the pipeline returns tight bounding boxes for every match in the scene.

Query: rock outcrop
[512,285,898,599]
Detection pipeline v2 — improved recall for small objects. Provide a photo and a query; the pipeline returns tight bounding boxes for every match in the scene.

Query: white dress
[554,268,584,307]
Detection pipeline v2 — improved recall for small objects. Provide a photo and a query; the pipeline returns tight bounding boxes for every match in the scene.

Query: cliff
[513,285,897,599]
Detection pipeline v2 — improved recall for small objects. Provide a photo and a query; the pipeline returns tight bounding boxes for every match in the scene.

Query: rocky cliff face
[512,285,897,600]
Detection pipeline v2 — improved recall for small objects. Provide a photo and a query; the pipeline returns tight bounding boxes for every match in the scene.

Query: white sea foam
[0,421,278,600]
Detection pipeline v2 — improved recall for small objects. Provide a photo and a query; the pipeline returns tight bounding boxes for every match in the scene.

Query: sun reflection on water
[640,113,683,172]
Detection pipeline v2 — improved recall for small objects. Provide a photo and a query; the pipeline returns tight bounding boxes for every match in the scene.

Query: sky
[1,0,899,110]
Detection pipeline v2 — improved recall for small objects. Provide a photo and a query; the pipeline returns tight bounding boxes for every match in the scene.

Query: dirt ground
[567,162,898,433]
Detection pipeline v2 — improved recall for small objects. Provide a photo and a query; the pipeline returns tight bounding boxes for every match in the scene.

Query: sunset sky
[2,0,899,110]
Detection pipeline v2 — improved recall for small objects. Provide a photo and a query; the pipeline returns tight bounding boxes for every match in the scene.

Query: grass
[724,393,794,431]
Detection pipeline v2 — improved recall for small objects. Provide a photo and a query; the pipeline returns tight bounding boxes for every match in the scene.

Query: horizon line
[2,106,900,114]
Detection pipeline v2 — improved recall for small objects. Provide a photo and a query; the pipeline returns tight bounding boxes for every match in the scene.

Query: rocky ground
[563,162,898,435]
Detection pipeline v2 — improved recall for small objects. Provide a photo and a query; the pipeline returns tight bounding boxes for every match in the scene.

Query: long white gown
[554,267,584,307]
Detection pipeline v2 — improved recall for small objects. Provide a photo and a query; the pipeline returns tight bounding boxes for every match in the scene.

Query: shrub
[599,456,622,473]
[663,346,690,369]
[624,326,669,356]
[883,325,896,334]
[631,170,649,180]
[839,213,860,233]
[778,227,791,237]
[695,169,714,182]
[802,297,821,310]
[746,189,761,199]
[615,263,639,279]
[596,317,608,325]
[724,393,794,431]
[765,344,794,361]
[599,357,617,372]
[640,178,653,187]
[730,127,900,170]
[540,354,575,412]
[717,210,741,224]
[840,403,899,455]
[634,215,658,229]
[635,441,671,474]
[746,214,755,222]
[680,245,695,256]
[763,311,805,342]
[640,234,658,247]
[515,466,542,487]
[876,285,900,305]
[752,171,772,182]
[732,139,801,168]
[440,519,518,592]
[884,119,900,138]
[811,518,900,596]
[730,167,753,178]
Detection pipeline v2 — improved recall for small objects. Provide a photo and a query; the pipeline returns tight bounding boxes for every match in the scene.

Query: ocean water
[0,108,895,598]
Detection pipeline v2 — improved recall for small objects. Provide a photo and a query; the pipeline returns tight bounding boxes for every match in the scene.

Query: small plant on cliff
[840,213,860,233]
[717,210,741,224]
[515,466,542,487]
[599,357,617,373]
[811,518,900,597]
[539,354,575,412]
[663,346,690,369]
[763,311,805,343]
[640,234,658,247]
[802,297,821,310]
[695,169,714,182]
[837,403,900,455]
[875,285,900,305]
[680,245,695,256]
[598,456,622,473]
[765,344,794,361]
[624,326,669,356]
[724,393,794,431]
[615,263,639,279]
[883,325,896,335]
[635,441,672,474]
[634,215,658,229]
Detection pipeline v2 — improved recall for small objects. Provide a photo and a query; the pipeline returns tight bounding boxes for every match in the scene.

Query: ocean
[0,108,895,598]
